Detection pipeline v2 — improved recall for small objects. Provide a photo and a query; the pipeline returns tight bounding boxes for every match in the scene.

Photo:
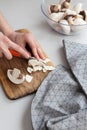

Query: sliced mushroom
[25,74,33,83]
[28,57,41,67]
[44,65,55,71]
[27,67,33,73]
[7,68,25,84]
[28,57,46,68]
[42,68,47,73]
[33,66,42,72]
[28,57,55,73]
[40,58,51,64]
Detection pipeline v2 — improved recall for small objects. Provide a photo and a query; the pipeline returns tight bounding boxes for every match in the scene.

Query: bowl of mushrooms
[41,0,87,35]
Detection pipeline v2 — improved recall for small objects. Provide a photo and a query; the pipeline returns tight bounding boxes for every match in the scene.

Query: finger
[22,45,32,57]
[32,48,40,59]
[37,48,46,60]
[25,33,43,59]
[26,50,31,57]
[1,47,12,60]
[9,41,30,59]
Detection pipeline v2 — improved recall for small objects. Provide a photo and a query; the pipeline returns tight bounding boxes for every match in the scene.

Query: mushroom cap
[7,68,25,84]
[50,12,64,22]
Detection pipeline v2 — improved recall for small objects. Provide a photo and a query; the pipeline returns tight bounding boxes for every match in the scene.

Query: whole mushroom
[49,4,61,14]
[50,12,64,22]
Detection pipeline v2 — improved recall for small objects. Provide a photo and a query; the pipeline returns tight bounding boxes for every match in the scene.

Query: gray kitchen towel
[63,40,87,95]
[31,40,87,130]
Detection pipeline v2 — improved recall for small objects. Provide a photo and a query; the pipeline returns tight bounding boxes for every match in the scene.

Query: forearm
[0,12,14,36]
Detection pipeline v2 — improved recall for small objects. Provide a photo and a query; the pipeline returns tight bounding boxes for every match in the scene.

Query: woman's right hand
[0,32,29,60]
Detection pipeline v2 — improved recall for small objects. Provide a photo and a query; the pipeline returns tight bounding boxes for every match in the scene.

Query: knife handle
[9,49,21,58]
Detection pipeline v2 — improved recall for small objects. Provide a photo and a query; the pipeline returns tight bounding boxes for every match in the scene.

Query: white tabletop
[0,0,87,130]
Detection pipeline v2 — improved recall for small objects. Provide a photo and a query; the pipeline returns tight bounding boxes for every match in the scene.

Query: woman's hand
[0,32,29,60]
[8,31,45,60]
[0,12,45,60]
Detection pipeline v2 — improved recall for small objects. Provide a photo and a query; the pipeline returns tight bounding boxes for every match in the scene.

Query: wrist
[0,12,14,37]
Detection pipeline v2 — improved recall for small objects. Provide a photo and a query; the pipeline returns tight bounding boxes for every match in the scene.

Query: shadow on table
[22,95,34,130]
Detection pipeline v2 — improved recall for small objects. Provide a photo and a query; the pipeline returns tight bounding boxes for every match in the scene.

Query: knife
[9,44,33,58]
[9,49,21,58]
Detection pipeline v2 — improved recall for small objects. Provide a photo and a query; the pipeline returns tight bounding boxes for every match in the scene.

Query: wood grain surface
[0,29,54,100]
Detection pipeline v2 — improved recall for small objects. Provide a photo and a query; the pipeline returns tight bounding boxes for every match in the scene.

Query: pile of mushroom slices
[27,57,55,73]
[7,57,55,85]
[48,0,87,34]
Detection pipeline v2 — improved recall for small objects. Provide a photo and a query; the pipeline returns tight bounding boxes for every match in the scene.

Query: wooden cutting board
[0,29,54,100]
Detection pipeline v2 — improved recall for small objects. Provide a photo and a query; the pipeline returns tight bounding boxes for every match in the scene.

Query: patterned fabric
[31,40,87,130]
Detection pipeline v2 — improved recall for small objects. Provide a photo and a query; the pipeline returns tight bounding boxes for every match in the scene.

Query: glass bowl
[41,0,87,35]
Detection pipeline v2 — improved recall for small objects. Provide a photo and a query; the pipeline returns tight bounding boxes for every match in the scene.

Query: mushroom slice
[28,57,55,73]
[44,65,55,71]
[28,57,39,67]
[7,68,25,84]
[33,66,41,72]
[33,66,43,72]
[47,66,55,71]
[28,57,46,68]
[25,74,33,83]
[38,66,43,71]
[42,68,47,73]
[44,58,51,63]
[27,67,33,73]
[40,58,51,64]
